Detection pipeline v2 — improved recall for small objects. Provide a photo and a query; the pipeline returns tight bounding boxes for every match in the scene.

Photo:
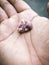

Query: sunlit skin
[0,0,49,65]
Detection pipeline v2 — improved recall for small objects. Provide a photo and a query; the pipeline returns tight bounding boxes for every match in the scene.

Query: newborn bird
[17,20,32,34]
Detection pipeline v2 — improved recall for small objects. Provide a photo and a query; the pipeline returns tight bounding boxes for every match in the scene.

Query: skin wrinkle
[30,15,38,22]
[0,33,20,43]
[0,22,19,42]
[24,33,33,65]
[0,15,18,42]
[0,27,20,42]
[30,30,44,65]
[23,30,42,65]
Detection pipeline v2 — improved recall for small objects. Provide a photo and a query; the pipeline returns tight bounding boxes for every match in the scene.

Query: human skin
[0,0,49,65]
[47,2,49,14]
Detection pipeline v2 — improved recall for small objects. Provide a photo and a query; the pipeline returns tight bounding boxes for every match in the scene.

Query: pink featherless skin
[17,20,32,34]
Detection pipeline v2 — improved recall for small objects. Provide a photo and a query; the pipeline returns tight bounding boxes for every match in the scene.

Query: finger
[8,0,38,21]
[0,15,18,41]
[8,0,31,13]
[0,0,17,17]
[47,2,49,14]
[0,7,8,23]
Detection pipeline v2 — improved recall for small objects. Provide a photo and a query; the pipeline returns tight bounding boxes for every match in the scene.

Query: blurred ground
[24,0,49,18]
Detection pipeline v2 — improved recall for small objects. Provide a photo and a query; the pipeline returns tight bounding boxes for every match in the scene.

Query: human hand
[0,0,49,65]
[47,2,49,14]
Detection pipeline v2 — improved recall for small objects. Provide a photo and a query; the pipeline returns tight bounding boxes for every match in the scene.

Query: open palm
[0,0,49,65]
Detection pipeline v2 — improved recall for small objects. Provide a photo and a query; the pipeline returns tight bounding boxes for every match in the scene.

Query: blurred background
[24,0,49,18]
